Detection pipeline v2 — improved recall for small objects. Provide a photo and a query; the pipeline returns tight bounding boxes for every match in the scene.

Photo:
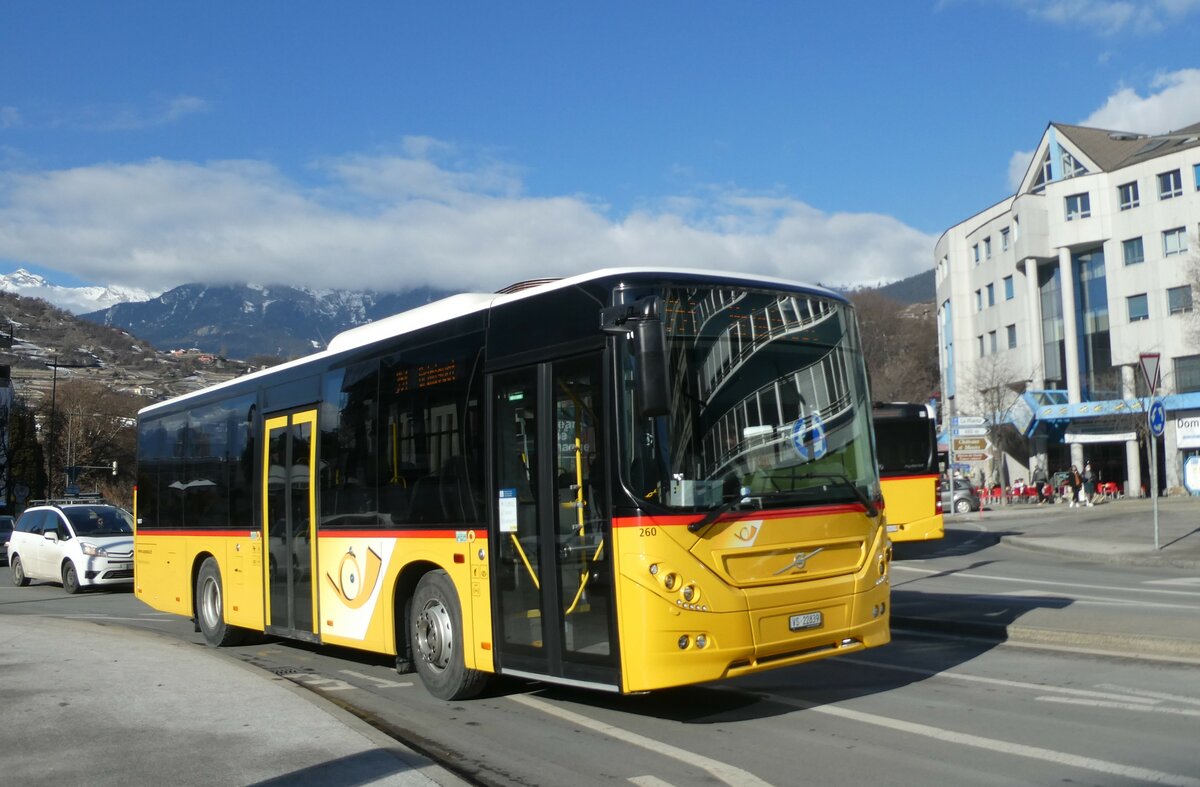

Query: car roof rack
[28,493,109,506]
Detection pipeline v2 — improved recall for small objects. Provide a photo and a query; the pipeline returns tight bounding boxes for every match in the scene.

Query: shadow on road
[527,590,1073,724]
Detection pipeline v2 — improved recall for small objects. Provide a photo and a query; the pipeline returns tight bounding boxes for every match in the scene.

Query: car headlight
[80,542,109,557]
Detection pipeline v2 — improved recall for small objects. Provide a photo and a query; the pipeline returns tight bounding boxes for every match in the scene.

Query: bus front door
[263,410,318,642]
[490,354,619,689]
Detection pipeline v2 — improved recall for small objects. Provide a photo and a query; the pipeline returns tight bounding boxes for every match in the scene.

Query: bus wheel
[196,557,244,647]
[411,570,488,700]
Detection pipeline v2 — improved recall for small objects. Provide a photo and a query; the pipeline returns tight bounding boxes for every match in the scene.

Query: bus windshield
[619,285,878,513]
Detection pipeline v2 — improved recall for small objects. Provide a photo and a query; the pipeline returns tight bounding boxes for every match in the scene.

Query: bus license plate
[789,611,822,631]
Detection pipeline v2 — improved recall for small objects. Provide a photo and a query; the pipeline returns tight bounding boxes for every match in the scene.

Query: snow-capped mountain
[82,281,453,360]
[0,269,158,314]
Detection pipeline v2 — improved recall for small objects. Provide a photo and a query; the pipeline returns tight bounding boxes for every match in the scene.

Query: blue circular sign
[1149,400,1166,437]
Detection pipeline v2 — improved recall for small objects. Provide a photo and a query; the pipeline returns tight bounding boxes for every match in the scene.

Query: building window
[988,330,997,354]
[1122,237,1145,265]
[1127,293,1149,322]
[1158,169,1183,200]
[1177,355,1200,394]
[1064,192,1091,221]
[1003,275,1014,300]
[1118,181,1140,210]
[1168,285,1194,315]
[986,283,995,306]
[1164,227,1188,256]
[973,244,980,265]
[977,335,985,357]
[1000,227,1010,250]
[984,236,992,258]
[1195,163,1200,191]
[1006,324,1017,349]
[1013,216,1020,241]
[975,289,982,311]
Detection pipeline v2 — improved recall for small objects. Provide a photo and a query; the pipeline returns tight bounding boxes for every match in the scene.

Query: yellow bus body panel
[880,474,944,542]
[613,509,891,693]
[134,532,264,628]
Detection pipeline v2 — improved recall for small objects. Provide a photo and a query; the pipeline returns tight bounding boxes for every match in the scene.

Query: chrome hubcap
[414,598,454,672]
[200,576,221,630]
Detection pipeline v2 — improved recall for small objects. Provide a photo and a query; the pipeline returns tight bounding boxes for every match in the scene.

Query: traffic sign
[953,416,987,426]
[1149,399,1166,437]
[952,437,988,451]
[953,427,988,437]
[1139,352,1161,395]
[955,451,990,462]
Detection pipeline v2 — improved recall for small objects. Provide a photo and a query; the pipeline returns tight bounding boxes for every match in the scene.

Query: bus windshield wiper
[788,472,879,518]
[687,489,809,533]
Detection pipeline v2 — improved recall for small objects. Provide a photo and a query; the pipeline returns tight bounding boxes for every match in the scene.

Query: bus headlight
[663,573,679,591]
[681,584,697,603]
[678,635,690,650]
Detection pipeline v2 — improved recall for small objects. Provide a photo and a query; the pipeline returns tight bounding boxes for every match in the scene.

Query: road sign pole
[1147,399,1161,550]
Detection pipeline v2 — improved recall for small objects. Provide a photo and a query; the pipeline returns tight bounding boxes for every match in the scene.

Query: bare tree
[962,352,1037,486]
[850,291,938,403]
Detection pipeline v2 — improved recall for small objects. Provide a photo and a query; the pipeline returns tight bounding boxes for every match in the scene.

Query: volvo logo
[773,547,824,575]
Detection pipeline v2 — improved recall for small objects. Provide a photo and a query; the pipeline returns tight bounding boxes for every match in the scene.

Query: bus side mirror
[601,296,671,419]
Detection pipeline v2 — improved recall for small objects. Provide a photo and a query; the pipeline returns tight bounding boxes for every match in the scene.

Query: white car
[7,501,134,593]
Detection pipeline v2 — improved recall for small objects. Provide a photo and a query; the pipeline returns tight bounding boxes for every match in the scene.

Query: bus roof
[139,267,840,417]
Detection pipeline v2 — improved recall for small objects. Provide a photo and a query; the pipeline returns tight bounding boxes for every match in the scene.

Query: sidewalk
[892,494,1200,663]
[0,615,467,787]
[964,493,1200,569]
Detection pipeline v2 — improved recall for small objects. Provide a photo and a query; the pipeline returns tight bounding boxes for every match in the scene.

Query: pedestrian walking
[1068,465,1083,508]
[1032,464,1048,504]
[1083,461,1096,507]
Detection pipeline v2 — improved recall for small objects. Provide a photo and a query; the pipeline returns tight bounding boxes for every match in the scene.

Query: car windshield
[618,284,878,513]
[63,506,133,536]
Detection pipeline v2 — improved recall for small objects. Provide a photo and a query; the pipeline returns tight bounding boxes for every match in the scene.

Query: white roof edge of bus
[138,267,836,417]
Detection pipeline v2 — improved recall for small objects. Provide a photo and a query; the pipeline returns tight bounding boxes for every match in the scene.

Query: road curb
[998,534,1200,570]
[893,615,1200,663]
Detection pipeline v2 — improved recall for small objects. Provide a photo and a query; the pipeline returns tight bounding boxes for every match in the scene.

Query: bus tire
[411,569,488,700]
[196,557,245,647]
[10,554,30,586]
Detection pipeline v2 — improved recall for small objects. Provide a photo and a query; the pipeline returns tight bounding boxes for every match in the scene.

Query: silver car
[940,478,981,514]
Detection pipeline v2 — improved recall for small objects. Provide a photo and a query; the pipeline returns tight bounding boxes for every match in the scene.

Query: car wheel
[411,569,488,700]
[62,561,81,594]
[195,557,245,647]
[10,554,30,586]
[954,498,972,514]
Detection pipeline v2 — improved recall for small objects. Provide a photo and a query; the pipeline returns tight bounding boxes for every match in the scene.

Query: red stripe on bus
[317,529,488,540]
[613,503,869,528]
[136,529,255,538]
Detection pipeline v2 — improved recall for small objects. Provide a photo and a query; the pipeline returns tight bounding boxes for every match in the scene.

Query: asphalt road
[2,524,1198,786]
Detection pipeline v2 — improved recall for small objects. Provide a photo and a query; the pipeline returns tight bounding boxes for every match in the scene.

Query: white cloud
[81,94,212,131]
[1006,0,1200,34]
[0,143,936,295]
[1008,149,1035,192]
[1080,69,1200,133]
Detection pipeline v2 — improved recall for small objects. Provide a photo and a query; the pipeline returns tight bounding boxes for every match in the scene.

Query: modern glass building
[936,120,1200,496]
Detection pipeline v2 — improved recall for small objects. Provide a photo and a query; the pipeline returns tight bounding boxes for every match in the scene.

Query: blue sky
[3,1,1200,297]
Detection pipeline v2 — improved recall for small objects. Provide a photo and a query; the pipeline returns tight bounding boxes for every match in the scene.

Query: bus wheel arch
[407,567,488,700]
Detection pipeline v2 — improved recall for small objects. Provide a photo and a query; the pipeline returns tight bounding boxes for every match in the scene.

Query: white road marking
[1145,577,1200,587]
[338,669,412,689]
[510,693,772,787]
[628,777,675,786]
[1037,696,1200,717]
[892,564,1200,597]
[767,695,1200,787]
[997,588,1200,611]
[1095,684,1200,706]
[845,657,1159,704]
[286,673,355,691]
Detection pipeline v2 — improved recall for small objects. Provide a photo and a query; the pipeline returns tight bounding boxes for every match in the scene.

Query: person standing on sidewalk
[1068,465,1083,508]
[1083,461,1096,507]
[1033,464,1048,504]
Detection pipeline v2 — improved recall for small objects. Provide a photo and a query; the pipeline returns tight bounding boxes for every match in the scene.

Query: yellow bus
[134,269,891,699]
[873,402,943,542]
